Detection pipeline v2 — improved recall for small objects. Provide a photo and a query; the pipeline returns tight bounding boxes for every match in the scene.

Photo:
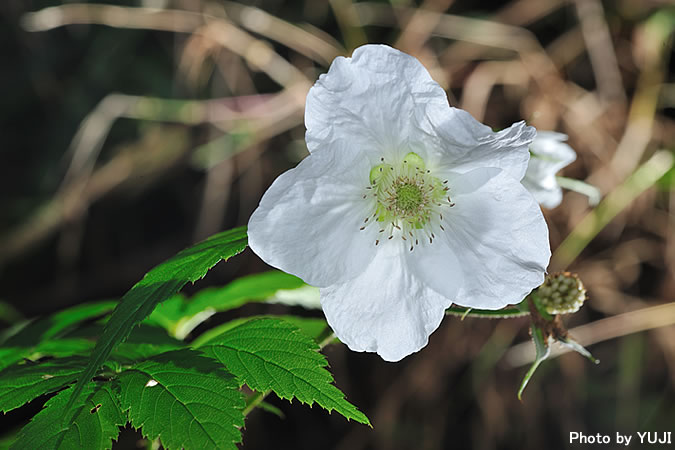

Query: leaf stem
[445,306,529,319]
[243,390,270,417]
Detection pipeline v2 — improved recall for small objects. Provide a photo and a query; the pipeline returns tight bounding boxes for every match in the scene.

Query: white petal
[522,131,577,208]
[440,168,550,309]
[305,44,450,163]
[528,131,577,176]
[406,235,464,302]
[426,107,536,180]
[248,148,378,287]
[521,177,563,209]
[320,243,453,362]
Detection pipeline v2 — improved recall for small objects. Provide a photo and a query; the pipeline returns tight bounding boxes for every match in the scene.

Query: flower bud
[536,272,586,315]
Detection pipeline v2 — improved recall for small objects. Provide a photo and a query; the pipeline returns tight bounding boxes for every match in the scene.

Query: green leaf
[117,349,245,449]
[32,339,96,358]
[11,382,125,450]
[518,324,551,400]
[0,301,117,370]
[112,325,185,363]
[186,271,305,316]
[0,357,87,413]
[199,318,369,425]
[191,315,331,348]
[146,271,305,339]
[66,227,247,419]
[2,302,116,347]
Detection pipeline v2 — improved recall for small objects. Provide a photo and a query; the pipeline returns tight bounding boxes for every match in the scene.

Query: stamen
[362,152,455,247]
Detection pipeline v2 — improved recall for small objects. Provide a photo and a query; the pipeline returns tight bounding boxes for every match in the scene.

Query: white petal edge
[320,243,454,362]
[248,147,379,287]
[523,131,577,208]
[305,44,450,164]
[521,177,563,209]
[440,167,550,309]
[427,108,536,181]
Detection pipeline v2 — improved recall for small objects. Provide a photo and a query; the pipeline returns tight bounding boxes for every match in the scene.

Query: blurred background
[1,0,674,449]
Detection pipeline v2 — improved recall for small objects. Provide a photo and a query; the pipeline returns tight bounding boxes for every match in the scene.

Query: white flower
[522,131,577,209]
[248,45,551,362]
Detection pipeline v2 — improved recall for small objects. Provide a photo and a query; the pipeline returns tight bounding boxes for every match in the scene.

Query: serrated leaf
[191,315,331,348]
[146,271,304,339]
[199,318,369,425]
[66,227,247,419]
[117,349,245,450]
[11,382,125,450]
[0,357,87,413]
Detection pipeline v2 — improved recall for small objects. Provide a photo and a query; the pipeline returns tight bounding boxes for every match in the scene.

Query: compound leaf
[199,318,369,425]
[118,349,245,449]
[0,357,87,413]
[11,382,124,450]
[66,227,247,418]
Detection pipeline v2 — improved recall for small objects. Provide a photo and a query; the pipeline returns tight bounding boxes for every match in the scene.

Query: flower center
[395,183,423,213]
[360,152,454,250]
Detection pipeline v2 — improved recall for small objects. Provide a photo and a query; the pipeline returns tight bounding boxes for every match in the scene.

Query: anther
[440,224,445,231]
[375,240,379,245]
[359,226,365,231]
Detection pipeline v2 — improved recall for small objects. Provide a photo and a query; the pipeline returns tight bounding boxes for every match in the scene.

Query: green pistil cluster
[536,272,587,315]
[395,183,424,212]
[361,152,453,250]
